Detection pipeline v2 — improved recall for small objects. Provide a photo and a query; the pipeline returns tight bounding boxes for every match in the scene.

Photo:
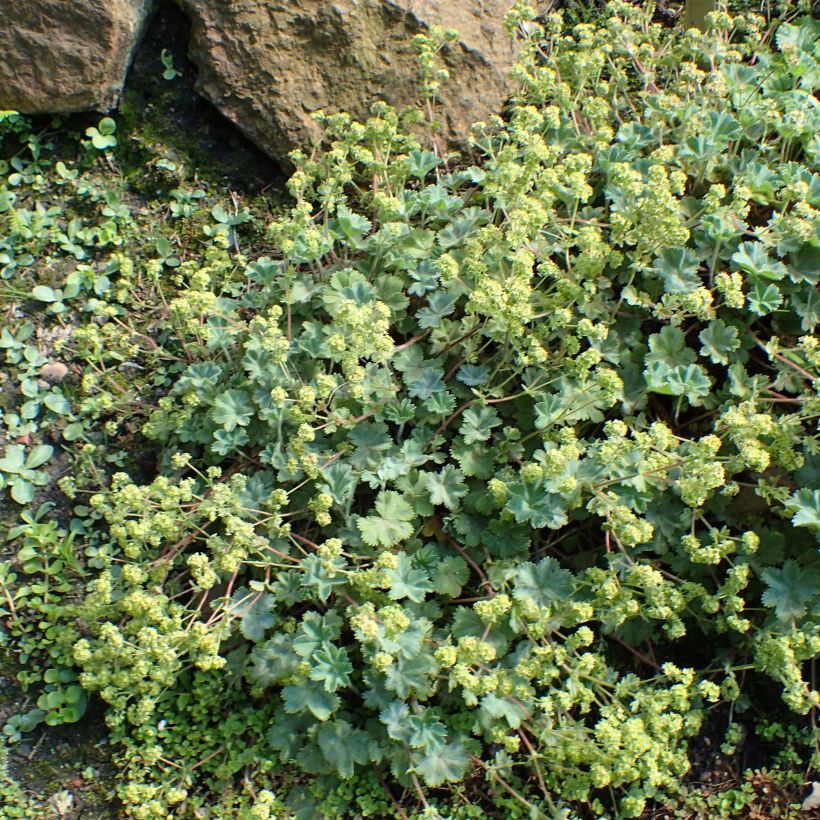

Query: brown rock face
[176,0,526,166]
[0,0,154,114]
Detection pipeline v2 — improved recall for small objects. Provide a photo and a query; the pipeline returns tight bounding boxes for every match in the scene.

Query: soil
[0,658,117,818]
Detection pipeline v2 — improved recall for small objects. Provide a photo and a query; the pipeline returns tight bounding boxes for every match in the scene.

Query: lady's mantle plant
[1,1,819,817]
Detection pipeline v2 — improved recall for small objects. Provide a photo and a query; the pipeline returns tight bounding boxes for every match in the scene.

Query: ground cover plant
[0,1,819,817]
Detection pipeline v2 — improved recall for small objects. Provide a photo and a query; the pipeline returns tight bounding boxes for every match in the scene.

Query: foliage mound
[1,2,819,817]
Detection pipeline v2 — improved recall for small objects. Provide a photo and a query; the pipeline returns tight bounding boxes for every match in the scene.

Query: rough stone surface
[0,0,154,114]
[176,0,530,166]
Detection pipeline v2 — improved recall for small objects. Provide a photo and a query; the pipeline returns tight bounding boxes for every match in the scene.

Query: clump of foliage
[1,1,819,817]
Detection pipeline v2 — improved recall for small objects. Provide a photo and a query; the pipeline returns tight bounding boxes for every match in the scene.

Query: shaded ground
[0,655,117,818]
[116,0,283,196]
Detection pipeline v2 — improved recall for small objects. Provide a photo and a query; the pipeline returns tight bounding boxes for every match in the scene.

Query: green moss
[113,2,282,194]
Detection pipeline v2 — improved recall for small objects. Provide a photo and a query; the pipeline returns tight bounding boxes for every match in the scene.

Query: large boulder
[176,0,529,166]
[0,0,154,114]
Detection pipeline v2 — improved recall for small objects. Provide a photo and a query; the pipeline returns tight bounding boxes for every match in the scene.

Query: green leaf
[97,117,116,136]
[43,392,71,415]
[320,461,356,506]
[747,282,783,316]
[374,275,409,312]
[451,438,495,479]
[211,389,253,431]
[301,554,347,602]
[329,204,372,242]
[348,422,392,470]
[776,19,818,52]
[24,444,53,470]
[239,593,276,642]
[423,391,456,417]
[317,721,371,779]
[384,654,437,699]
[761,560,820,622]
[377,620,429,661]
[0,190,16,212]
[0,445,25,473]
[10,479,34,505]
[386,552,433,603]
[414,741,469,787]
[85,118,117,150]
[160,48,179,80]
[293,611,343,658]
[211,427,249,456]
[789,244,820,286]
[699,320,740,365]
[704,111,741,145]
[399,229,436,258]
[422,465,467,511]
[408,709,448,751]
[643,360,675,395]
[211,203,251,226]
[248,635,299,687]
[407,367,445,401]
[438,208,485,249]
[62,422,84,442]
[266,714,304,759]
[432,555,469,597]
[793,288,820,332]
[20,399,41,421]
[405,150,441,178]
[408,260,439,296]
[460,405,501,444]
[283,681,340,721]
[380,701,411,741]
[533,393,563,429]
[513,557,574,608]
[506,479,568,529]
[742,161,779,203]
[309,643,353,692]
[484,519,530,559]
[32,285,59,302]
[654,247,701,293]
[786,489,820,532]
[357,491,416,548]
[732,241,787,281]
[665,364,712,406]
[645,326,696,369]
[480,694,528,729]
[417,292,457,329]
[384,398,416,425]
[457,364,490,386]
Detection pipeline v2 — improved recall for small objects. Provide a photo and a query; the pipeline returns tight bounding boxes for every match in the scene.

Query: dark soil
[0,661,117,818]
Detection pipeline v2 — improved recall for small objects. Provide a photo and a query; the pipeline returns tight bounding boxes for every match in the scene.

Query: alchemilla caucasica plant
[0,1,819,817]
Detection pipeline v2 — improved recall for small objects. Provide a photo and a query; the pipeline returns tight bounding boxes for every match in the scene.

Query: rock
[48,789,74,818]
[803,782,820,811]
[0,0,154,114]
[40,361,70,384]
[175,0,533,167]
